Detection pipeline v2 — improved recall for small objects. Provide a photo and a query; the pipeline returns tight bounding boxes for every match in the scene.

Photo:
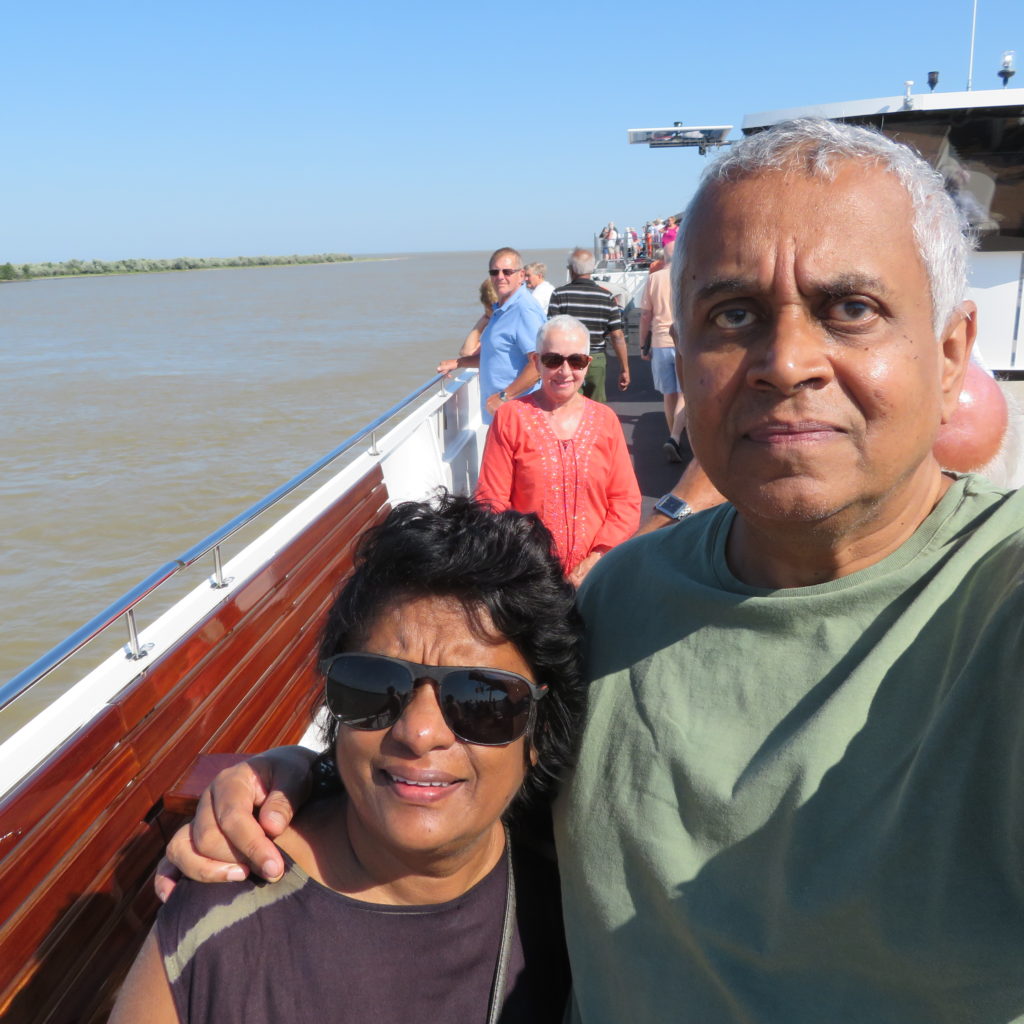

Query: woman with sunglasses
[112,494,582,1024]
[475,315,641,586]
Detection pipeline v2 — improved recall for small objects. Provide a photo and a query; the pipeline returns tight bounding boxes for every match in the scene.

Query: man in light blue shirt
[438,247,543,423]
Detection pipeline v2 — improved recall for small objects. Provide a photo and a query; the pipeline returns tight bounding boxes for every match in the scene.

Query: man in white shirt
[524,262,555,312]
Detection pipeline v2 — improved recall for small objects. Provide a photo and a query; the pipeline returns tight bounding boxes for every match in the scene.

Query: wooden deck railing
[0,467,389,1024]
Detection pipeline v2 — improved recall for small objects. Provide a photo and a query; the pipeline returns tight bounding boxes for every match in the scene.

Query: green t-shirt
[556,475,1024,1023]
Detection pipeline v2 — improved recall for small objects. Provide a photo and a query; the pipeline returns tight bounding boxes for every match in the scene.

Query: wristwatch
[653,493,694,521]
[499,390,509,402]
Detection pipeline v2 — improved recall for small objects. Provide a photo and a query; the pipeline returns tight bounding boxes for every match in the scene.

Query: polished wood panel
[164,752,250,816]
[0,467,388,1023]
[0,706,128,863]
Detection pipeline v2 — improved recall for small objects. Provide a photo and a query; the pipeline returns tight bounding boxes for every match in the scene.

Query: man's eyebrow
[693,273,889,303]
[694,278,758,302]
[814,274,888,299]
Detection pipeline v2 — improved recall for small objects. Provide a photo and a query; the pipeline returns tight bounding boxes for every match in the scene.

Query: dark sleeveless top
[156,835,569,1022]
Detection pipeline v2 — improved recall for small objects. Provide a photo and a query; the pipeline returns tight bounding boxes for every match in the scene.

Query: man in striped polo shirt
[547,248,629,403]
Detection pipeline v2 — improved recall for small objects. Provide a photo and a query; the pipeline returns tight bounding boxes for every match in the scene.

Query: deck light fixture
[999,51,1016,88]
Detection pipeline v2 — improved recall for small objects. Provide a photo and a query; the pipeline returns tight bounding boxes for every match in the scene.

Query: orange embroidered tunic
[475,395,642,573]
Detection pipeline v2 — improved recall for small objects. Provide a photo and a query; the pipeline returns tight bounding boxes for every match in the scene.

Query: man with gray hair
[158,119,1024,1024]
[557,118,1024,1021]
[524,261,555,311]
[547,247,629,402]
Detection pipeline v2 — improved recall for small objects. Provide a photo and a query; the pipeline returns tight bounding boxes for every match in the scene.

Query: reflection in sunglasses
[322,652,546,746]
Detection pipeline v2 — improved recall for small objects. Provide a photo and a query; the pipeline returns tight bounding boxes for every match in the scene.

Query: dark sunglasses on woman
[321,652,548,745]
[539,352,592,370]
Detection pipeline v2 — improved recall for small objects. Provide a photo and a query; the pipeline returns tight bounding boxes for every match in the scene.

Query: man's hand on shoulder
[155,746,316,902]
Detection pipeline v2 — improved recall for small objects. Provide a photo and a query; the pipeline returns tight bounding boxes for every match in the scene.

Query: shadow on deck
[606,353,692,519]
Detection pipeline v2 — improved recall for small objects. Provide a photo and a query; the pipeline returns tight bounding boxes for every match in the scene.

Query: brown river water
[1,250,567,733]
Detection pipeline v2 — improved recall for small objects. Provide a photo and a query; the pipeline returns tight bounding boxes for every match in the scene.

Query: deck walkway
[606,351,692,520]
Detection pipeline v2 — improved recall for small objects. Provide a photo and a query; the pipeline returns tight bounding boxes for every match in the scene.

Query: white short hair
[674,118,973,337]
[536,315,589,350]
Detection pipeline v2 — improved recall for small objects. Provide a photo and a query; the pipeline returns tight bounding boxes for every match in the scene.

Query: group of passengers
[113,119,1024,1024]
[599,217,679,261]
[438,245,642,588]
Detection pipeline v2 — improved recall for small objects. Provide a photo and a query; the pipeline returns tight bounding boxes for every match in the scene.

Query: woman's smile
[336,595,535,868]
[379,766,463,802]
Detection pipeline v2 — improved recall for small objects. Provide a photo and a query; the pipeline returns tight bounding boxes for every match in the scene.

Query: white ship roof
[743,87,1024,131]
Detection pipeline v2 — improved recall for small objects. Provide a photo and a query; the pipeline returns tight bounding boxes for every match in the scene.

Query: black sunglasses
[488,267,522,278]
[539,352,592,370]
[321,652,547,746]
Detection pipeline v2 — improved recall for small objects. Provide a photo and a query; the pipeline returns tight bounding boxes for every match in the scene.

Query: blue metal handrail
[0,372,465,713]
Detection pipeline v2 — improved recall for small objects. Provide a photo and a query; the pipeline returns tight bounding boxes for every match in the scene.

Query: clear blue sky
[1,0,1018,263]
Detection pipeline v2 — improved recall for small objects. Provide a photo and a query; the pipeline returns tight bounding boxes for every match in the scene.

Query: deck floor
[606,352,692,520]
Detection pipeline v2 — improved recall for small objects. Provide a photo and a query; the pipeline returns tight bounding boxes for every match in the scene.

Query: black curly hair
[315,492,585,806]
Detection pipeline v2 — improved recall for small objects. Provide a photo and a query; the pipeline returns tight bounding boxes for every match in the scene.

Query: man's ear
[939,300,976,425]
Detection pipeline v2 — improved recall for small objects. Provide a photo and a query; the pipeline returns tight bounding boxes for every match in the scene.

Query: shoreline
[0,253,396,284]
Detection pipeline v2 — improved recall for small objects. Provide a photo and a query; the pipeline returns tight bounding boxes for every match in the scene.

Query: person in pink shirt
[475,315,641,585]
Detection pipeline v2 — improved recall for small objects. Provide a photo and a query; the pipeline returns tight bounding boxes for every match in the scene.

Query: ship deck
[607,351,691,519]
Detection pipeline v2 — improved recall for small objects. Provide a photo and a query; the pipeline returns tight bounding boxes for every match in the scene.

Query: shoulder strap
[486,827,516,1024]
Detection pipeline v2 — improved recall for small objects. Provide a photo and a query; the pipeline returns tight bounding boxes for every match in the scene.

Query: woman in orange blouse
[476,315,641,586]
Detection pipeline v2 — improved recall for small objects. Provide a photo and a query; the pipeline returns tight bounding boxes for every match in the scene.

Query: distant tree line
[0,252,353,282]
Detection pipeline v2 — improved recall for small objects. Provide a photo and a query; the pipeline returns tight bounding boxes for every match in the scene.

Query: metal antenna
[966,0,978,90]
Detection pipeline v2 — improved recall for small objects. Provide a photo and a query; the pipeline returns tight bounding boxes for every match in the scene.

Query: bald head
[569,249,596,276]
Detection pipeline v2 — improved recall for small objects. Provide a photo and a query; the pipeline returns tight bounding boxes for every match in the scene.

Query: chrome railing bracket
[210,545,232,589]
[124,642,154,661]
